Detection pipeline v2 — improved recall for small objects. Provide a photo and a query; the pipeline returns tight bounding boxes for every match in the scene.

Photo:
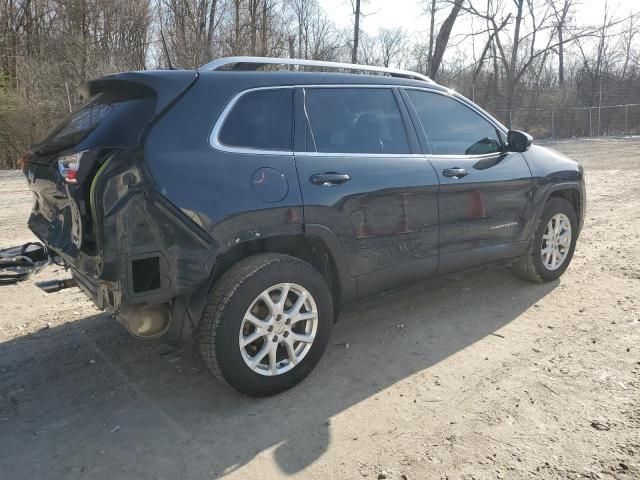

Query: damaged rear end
[24,70,214,339]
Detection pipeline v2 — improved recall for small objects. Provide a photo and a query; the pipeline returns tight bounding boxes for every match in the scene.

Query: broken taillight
[57,151,86,184]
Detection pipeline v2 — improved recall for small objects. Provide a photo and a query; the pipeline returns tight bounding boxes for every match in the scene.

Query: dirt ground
[0,138,639,480]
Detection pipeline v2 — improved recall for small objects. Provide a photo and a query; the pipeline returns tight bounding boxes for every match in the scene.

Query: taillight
[57,151,86,184]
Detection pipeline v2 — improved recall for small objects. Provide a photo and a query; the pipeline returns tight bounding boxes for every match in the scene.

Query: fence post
[589,109,592,137]
[551,110,555,138]
[625,105,628,135]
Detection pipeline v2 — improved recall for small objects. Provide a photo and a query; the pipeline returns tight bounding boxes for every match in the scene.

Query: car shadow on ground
[0,264,557,479]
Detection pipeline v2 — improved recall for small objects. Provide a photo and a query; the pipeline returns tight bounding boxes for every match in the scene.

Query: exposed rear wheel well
[211,235,341,307]
[549,189,581,223]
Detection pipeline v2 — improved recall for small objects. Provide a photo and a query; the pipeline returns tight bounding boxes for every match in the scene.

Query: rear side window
[304,88,410,154]
[47,97,114,146]
[218,89,293,151]
[406,90,503,155]
[38,90,156,155]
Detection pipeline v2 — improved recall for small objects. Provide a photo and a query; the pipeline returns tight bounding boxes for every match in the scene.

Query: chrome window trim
[300,84,403,89]
[209,83,508,158]
[422,151,506,160]
[292,151,502,160]
[209,85,295,156]
[402,86,509,156]
[293,152,425,158]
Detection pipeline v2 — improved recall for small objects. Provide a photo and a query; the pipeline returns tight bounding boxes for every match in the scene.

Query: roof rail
[198,56,434,83]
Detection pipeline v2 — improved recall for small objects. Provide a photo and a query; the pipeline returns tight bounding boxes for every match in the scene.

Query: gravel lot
[1,138,639,479]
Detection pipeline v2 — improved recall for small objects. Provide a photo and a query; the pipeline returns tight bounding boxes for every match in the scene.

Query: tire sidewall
[532,198,578,281]
[210,257,333,396]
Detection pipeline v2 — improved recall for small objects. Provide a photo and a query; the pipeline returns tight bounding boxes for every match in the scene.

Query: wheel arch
[549,186,581,220]
[212,233,347,306]
[546,183,584,232]
[524,181,584,242]
[168,228,356,346]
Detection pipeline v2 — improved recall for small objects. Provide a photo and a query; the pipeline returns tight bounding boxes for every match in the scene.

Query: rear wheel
[514,197,578,283]
[198,253,334,396]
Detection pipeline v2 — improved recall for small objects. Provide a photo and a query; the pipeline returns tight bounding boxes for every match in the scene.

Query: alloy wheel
[541,213,572,270]
[239,283,318,376]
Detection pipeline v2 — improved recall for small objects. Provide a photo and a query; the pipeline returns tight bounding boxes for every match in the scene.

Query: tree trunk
[351,0,360,63]
[558,24,564,87]
[298,14,303,58]
[207,0,217,58]
[505,0,524,125]
[261,0,268,55]
[427,0,435,73]
[249,0,258,55]
[234,0,241,54]
[429,0,463,80]
[288,35,295,61]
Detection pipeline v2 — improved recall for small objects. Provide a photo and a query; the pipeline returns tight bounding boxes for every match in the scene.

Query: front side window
[406,90,503,156]
[218,88,293,151]
[304,88,410,154]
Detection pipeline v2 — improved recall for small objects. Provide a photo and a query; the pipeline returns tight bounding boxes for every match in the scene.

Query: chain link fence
[493,104,640,139]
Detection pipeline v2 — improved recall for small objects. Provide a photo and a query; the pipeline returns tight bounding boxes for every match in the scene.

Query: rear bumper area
[31,159,216,312]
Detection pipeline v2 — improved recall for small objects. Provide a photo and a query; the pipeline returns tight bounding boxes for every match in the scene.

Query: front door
[294,86,440,298]
[402,88,533,271]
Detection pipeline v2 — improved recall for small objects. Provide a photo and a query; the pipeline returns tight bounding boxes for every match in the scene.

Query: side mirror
[507,130,533,152]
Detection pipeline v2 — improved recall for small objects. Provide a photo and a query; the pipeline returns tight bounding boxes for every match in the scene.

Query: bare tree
[464,0,588,123]
[378,27,407,68]
[548,0,574,87]
[620,13,638,81]
[1,0,640,169]
[428,0,463,79]
[290,0,310,58]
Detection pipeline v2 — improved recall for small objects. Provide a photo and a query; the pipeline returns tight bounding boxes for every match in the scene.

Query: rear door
[294,86,439,298]
[401,88,533,271]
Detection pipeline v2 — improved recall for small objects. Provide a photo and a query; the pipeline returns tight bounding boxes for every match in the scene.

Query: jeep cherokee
[22,57,585,396]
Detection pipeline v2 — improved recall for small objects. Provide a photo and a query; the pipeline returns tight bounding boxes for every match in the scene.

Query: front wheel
[514,197,578,283]
[198,253,334,396]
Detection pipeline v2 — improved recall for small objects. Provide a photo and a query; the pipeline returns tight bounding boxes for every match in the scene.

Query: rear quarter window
[36,89,156,155]
[217,88,293,151]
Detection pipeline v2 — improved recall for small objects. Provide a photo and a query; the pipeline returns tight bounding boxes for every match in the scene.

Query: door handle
[442,167,469,179]
[309,173,351,186]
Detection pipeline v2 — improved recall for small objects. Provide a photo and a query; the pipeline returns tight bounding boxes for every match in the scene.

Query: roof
[198,56,434,83]
[196,70,449,92]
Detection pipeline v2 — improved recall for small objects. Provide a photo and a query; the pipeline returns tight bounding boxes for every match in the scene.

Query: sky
[320,0,638,38]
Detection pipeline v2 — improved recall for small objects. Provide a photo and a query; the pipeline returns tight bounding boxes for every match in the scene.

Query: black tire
[514,197,578,283]
[198,253,334,396]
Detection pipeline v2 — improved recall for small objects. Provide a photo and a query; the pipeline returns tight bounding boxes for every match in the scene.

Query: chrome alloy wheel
[239,283,318,376]
[541,213,572,271]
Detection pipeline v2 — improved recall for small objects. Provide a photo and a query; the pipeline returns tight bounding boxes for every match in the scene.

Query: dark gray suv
[23,57,585,396]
